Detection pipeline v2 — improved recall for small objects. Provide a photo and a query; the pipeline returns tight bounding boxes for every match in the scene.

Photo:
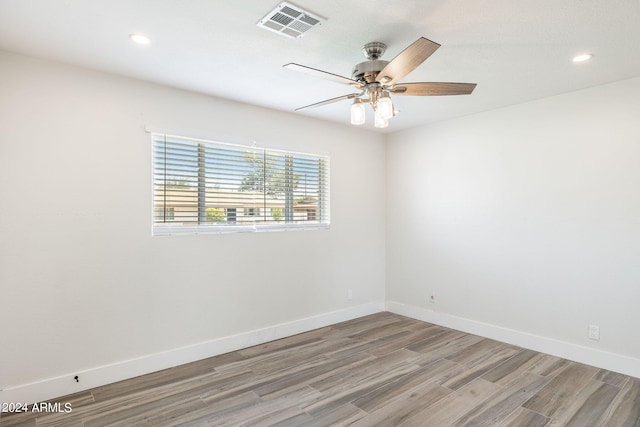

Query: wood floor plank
[413,333,486,366]
[598,378,640,427]
[304,354,424,415]
[523,362,599,417]
[449,371,549,427]
[594,368,631,388]
[265,411,315,427]
[300,403,367,427]
[397,378,501,427]
[263,352,374,394]
[563,381,621,427]
[496,407,549,427]
[349,382,452,427]
[2,312,638,427]
[215,344,332,376]
[24,411,86,427]
[444,338,517,367]
[171,390,263,427]
[223,386,321,427]
[482,349,544,385]
[351,358,460,414]
[237,328,331,358]
[203,353,371,403]
[0,416,36,427]
[325,330,416,360]
[439,343,521,391]
[308,348,418,393]
[367,324,443,357]
[526,354,572,378]
[355,317,419,337]
[95,396,209,427]
[406,328,466,353]
[330,312,403,334]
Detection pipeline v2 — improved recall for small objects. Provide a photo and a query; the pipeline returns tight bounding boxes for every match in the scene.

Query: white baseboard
[0,301,385,405]
[386,300,640,379]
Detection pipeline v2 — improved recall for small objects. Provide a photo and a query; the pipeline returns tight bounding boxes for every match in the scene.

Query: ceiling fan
[284,37,476,128]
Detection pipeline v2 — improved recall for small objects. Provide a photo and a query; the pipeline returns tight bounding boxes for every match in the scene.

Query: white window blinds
[152,133,330,235]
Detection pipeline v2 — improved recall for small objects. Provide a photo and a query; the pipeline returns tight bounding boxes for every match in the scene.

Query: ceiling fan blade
[295,93,361,111]
[284,63,365,88]
[391,82,477,96]
[376,37,440,85]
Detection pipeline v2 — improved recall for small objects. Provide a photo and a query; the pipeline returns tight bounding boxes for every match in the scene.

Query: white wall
[387,76,640,376]
[0,51,386,402]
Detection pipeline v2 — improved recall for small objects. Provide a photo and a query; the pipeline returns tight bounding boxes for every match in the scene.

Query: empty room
[1,1,640,426]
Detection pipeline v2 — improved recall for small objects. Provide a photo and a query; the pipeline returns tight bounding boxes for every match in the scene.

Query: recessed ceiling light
[573,53,593,63]
[129,33,151,45]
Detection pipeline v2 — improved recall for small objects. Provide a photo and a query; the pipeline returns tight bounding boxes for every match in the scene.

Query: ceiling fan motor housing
[352,42,389,83]
[352,59,389,83]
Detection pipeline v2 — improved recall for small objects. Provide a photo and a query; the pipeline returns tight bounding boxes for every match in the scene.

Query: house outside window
[244,207,261,216]
[155,207,175,221]
[226,208,237,224]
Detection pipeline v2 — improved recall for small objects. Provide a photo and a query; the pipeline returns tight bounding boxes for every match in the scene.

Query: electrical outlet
[429,293,436,304]
[588,324,600,341]
[347,289,353,301]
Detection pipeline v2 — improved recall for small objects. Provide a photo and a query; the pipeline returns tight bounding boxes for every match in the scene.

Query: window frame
[152,133,330,236]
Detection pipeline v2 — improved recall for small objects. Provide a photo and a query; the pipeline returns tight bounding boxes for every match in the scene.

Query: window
[243,207,261,216]
[152,133,329,235]
[225,208,237,225]
[155,206,174,221]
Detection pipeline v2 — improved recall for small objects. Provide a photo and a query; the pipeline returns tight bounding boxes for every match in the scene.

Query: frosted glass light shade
[350,99,366,125]
[374,109,389,128]
[377,92,394,120]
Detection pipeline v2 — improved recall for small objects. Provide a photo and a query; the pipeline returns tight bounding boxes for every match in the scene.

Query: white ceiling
[1,0,639,133]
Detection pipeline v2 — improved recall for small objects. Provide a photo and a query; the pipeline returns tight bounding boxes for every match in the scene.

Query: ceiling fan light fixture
[350,98,366,125]
[374,110,389,128]
[377,91,394,120]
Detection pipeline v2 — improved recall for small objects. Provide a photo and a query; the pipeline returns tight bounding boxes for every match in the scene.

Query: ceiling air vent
[257,2,325,39]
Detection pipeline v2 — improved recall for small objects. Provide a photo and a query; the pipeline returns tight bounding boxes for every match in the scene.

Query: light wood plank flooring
[2,312,639,426]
